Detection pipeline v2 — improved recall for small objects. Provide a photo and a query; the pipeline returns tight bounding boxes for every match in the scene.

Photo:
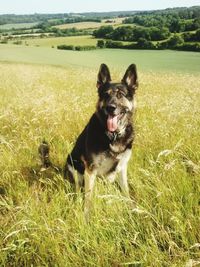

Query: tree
[97,40,105,48]
[137,38,155,49]
[149,27,170,40]
[93,26,114,38]
[167,34,184,48]
[111,26,133,41]
[195,29,200,41]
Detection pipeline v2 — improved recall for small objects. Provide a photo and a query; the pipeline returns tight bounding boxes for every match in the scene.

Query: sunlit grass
[0,45,200,73]
[0,62,199,266]
[55,17,126,30]
[22,35,99,48]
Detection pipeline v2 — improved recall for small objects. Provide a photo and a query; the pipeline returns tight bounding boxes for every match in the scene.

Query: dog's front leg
[84,171,96,221]
[118,163,129,197]
[117,149,131,197]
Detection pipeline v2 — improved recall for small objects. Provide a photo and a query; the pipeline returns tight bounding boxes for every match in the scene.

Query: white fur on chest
[92,149,132,176]
[92,153,115,176]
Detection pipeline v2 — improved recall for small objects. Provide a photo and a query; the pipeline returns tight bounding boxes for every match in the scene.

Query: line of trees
[96,37,200,52]
[1,27,90,38]
[0,14,70,25]
[123,15,200,33]
[93,26,171,41]
[57,44,96,51]
[182,29,200,42]
[123,6,200,33]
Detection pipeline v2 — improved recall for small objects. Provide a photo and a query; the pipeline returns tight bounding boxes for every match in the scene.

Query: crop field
[0,48,200,266]
[20,35,99,47]
[11,35,133,48]
[0,44,200,73]
[0,22,38,30]
[55,17,126,30]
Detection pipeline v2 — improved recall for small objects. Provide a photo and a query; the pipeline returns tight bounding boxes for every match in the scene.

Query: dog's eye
[117,91,126,98]
[104,92,110,99]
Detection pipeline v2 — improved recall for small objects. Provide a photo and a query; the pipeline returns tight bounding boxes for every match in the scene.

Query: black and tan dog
[39,63,138,216]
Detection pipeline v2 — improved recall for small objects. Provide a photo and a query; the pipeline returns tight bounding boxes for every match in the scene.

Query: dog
[39,63,138,218]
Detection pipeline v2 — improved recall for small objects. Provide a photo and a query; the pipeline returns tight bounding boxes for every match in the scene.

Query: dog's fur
[39,63,138,217]
[63,63,138,216]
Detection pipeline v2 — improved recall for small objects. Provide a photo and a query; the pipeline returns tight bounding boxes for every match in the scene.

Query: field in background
[21,35,99,47]
[0,61,199,266]
[0,44,200,73]
[0,22,38,30]
[54,17,126,30]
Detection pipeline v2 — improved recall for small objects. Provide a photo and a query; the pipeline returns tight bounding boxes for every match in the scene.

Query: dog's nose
[106,104,117,114]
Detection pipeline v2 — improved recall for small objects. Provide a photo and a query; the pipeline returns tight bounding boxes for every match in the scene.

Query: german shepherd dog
[39,63,138,217]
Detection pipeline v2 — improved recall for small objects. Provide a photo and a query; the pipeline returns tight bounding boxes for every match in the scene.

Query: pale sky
[0,0,200,14]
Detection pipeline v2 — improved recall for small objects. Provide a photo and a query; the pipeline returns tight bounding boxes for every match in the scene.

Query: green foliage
[0,14,101,26]
[111,26,134,41]
[93,26,170,42]
[104,39,156,50]
[176,42,200,52]
[57,44,75,50]
[149,27,170,41]
[96,40,105,48]
[137,37,156,49]
[57,44,96,51]
[183,29,200,42]
[123,6,200,33]
[74,45,96,51]
[167,34,184,48]
[93,25,114,38]
[105,40,124,48]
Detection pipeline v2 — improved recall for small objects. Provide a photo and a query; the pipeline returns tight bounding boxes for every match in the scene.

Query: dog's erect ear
[97,63,111,88]
[122,64,138,92]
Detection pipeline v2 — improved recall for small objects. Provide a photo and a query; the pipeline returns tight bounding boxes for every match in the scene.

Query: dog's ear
[122,64,138,92]
[97,64,111,88]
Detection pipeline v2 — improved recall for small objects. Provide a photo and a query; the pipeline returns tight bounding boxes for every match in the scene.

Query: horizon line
[0,5,199,16]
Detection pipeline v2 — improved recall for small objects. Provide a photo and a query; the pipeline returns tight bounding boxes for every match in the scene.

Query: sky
[0,0,200,14]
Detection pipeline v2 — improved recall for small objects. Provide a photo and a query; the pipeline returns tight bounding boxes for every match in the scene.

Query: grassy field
[0,22,38,30]
[55,17,126,30]
[0,60,199,266]
[20,35,99,47]
[0,45,200,266]
[11,35,133,48]
[0,44,200,73]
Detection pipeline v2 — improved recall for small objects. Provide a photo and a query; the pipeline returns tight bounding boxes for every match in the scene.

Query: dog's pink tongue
[107,115,118,132]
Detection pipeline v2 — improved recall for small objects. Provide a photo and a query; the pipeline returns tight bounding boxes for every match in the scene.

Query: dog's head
[96,63,138,133]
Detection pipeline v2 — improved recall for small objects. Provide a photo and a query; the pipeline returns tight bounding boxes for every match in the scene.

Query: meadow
[20,35,99,48]
[54,17,126,30]
[0,44,200,73]
[0,46,200,266]
[0,22,38,30]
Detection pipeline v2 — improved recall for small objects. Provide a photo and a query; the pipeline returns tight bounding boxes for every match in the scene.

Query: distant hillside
[1,6,199,25]
[0,11,139,25]
[74,11,138,18]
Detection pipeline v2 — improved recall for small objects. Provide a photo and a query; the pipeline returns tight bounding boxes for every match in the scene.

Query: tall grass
[0,62,199,266]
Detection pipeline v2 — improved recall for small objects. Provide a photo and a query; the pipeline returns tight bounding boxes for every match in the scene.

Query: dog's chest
[91,148,131,176]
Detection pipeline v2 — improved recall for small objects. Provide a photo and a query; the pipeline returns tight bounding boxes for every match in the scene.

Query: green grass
[11,35,132,48]
[54,17,126,30]
[0,22,38,30]
[0,61,199,266]
[0,44,200,73]
[21,35,99,47]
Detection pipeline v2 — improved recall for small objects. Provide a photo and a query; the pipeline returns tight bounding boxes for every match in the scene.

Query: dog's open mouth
[107,112,125,132]
[106,109,127,132]
[107,115,119,132]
